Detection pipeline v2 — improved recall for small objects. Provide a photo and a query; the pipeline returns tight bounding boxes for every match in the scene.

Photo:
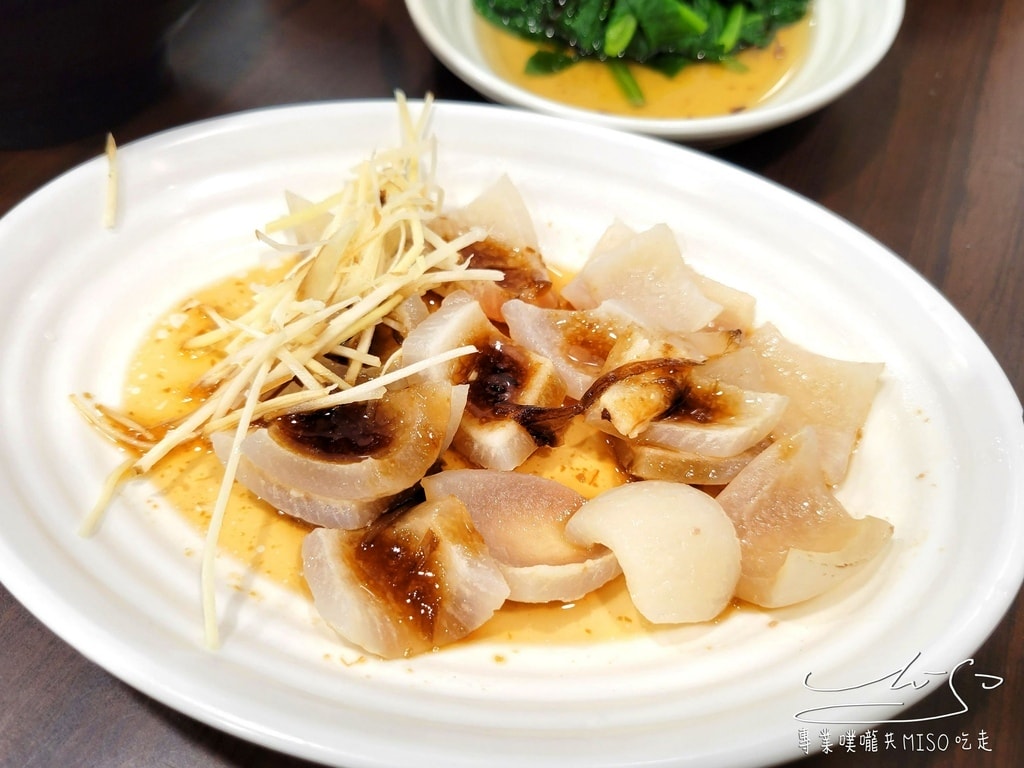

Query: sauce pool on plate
[475,15,813,119]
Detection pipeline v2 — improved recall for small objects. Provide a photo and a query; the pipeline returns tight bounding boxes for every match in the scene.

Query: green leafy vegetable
[525,49,580,75]
[717,4,745,52]
[473,0,811,107]
[608,59,645,106]
[604,10,639,58]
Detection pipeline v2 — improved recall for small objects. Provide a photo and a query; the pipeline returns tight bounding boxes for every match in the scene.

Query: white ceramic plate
[406,0,904,144]
[0,101,1021,768]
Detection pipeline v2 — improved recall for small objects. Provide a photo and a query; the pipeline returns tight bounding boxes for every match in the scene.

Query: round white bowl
[406,0,905,145]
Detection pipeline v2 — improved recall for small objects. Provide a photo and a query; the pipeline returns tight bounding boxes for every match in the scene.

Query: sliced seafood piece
[422,469,621,603]
[430,225,556,322]
[613,439,769,486]
[503,299,738,406]
[565,480,741,623]
[579,358,788,455]
[302,495,510,658]
[423,469,588,566]
[632,386,787,457]
[219,380,455,508]
[450,416,543,473]
[489,557,622,605]
[716,427,893,608]
[575,219,753,332]
[386,293,430,336]
[401,291,492,382]
[696,345,770,392]
[211,383,467,529]
[585,361,686,441]
[456,340,566,470]
[746,323,884,483]
[430,176,555,320]
[444,174,539,250]
[688,269,757,334]
[212,431,400,529]
[562,222,722,332]
[449,236,556,322]
[403,292,566,470]
[602,323,732,371]
[502,299,636,399]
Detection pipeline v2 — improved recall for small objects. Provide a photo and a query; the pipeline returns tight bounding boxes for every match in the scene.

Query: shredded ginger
[104,133,118,229]
[75,92,504,648]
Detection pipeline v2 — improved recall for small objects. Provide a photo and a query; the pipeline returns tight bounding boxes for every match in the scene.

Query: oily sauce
[120,264,657,644]
[121,262,315,594]
[475,15,813,119]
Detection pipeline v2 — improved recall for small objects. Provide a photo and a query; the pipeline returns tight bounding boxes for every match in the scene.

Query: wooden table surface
[1,1,1021,766]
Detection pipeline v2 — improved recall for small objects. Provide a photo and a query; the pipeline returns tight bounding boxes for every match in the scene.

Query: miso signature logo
[796,652,1003,724]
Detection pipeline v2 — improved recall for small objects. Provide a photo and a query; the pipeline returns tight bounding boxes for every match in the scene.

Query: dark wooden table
[1,1,1020,766]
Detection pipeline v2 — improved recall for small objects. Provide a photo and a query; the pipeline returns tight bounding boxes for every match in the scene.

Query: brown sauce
[560,313,621,366]
[463,236,552,302]
[272,400,396,459]
[659,376,731,424]
[353,515,444,640]
[465,339,534,414]
[475,15,813,119]
[579,357,736,425]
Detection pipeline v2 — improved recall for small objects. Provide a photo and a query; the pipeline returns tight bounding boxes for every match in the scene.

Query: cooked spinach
[473,0,812,106]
